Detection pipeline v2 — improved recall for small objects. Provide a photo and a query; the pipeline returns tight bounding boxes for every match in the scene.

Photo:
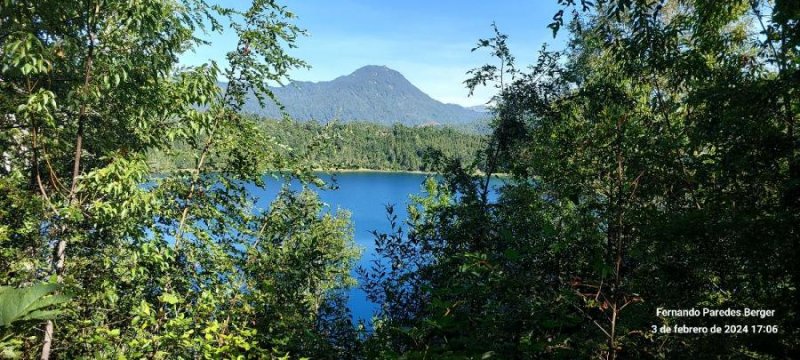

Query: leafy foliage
[150,118,487,173]
[3,0,799,358]
[0,284,69,327]
[0,0,359,358]
[361,1,800,358]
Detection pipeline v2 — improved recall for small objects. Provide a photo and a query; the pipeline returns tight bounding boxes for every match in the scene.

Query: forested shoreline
[2,0,799,359]
[148,119,486,173]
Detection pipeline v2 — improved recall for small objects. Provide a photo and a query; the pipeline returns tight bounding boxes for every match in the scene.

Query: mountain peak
[347,65,406,81]
[352,64,393,73]
[243,66,489,126]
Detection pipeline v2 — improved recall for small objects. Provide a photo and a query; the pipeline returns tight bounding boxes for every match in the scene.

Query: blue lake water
[249,171,502,323]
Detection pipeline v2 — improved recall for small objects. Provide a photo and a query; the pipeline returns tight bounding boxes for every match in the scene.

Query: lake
[251,171,502,323]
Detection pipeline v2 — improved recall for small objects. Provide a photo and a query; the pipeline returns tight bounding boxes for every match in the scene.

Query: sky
[180,1,568,107]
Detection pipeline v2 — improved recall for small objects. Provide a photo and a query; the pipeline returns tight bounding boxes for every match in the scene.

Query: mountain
[239,65,489,126]
[467,105,491,113]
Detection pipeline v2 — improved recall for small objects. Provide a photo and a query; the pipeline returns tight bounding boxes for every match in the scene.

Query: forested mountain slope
[236,65,489,126]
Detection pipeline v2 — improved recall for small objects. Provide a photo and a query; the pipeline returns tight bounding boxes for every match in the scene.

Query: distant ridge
[467,105,491,113]
[238,65,489,126]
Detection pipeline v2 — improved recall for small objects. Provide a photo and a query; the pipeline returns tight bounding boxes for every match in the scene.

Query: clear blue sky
[180,1,567,107]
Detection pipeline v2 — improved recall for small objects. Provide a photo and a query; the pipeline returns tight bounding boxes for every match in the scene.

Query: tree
[361,1,799,358]
[1,0,358,358]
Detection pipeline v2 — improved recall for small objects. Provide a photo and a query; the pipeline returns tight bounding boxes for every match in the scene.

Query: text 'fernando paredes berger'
[657,307,775,319]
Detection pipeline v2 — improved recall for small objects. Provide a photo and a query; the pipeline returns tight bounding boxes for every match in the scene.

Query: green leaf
[159,292,181,305]
[0,284,70,327]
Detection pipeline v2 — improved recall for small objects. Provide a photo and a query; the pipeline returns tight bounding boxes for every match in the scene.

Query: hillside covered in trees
[239,65,489,126]
[149,119,485,173]
[1,0,799,359]
[263,120,486,171]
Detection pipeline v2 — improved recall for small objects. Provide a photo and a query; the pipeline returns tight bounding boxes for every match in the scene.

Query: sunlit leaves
[363,0,799,358]
[1,33,52,76]
[1,0,357,358]
[0,284,70,327]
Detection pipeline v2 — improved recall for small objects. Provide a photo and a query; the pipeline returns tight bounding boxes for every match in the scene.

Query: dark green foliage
[0,0,359,358]
[264,120,487,172]
[4,0,799,358]
[150,119,487,173]
[361,1,800,358]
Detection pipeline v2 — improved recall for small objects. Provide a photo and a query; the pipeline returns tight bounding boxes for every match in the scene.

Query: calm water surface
[250,171,502,323]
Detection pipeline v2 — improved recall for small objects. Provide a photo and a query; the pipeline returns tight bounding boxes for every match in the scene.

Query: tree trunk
[40,3,95,356]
